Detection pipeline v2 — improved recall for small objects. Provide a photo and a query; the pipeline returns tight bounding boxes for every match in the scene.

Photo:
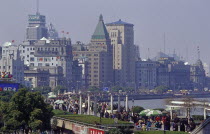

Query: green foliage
[154,85,169,93]
[88,86,100,92]
[111,86,134,92]
[0,91,15,102]
[108,127,133,134]
[134,131,188,134]
[56,114,131,125]
[192,115,205,121]
[111,86,124,92]
[54,85,67,94]
[33,86,51,95]
[107,128,123,134]
[0,88,54,133]
[132,106,144,113]
[53,109,70,115]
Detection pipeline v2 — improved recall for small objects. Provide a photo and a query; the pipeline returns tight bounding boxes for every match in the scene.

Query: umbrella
[48,95,56,99]
[54,100,64,104]
[58,100,64,104]
[139,109,152,116]
[146,110,162,116]
[54,100,60,104]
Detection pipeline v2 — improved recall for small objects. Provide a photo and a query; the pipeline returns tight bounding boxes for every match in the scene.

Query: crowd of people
[133,113,196,132]
[48,93,197,132]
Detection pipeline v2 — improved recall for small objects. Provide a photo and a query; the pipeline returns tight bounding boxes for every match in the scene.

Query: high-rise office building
[26,12,48,41]
[106,19,136,87]
[73,15,113,88]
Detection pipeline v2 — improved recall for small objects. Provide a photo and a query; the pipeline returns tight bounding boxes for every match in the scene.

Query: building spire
[92,14,109,40]
[99,14,103,21]
[36,0,40,15]
[197,46,200,60]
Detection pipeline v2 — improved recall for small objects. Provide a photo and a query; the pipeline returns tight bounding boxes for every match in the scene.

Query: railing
[191,117,210,134]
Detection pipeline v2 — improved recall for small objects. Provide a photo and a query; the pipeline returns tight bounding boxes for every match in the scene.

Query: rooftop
[106,19,133,26]
[91,14,109,40]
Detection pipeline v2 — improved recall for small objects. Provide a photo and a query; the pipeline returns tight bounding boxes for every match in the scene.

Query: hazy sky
[0,0,210,64]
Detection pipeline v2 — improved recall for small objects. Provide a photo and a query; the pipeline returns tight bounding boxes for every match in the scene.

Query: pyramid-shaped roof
[106,19,133,26]
[91,15,109,40]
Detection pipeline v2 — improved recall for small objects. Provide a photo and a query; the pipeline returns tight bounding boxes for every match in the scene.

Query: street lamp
[132,99,134,107]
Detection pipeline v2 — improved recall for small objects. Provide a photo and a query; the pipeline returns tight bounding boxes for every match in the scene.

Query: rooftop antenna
[36,0,39,14]
[148,48,150,60]
[186,45,188,62]
[163,33,166,54]
[197,46,200,60]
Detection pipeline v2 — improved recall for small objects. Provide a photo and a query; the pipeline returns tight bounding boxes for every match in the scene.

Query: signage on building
[0,83,19,92]
[72,123,88,134]
[89,128,105,134]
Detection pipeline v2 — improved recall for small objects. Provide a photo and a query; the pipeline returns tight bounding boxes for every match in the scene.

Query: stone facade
[106,19,136,87]
[0,43,24,85]
[190,59,206,90]
[19,38,73,89]
[73,15,113,88]
[24,67,50,88]
[135,59,158,89]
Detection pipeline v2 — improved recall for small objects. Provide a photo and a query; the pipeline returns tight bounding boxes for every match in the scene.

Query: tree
[111,86,124,92]
[154,85,169,94]
[0,91,15,102]
[88,86,100,92]
[54,85,67,94]
[0,88,54,133]
[132,106,144,113]
[33,86,51,95]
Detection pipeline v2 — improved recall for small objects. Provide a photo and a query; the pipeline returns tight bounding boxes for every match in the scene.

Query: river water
[117,97,210,115]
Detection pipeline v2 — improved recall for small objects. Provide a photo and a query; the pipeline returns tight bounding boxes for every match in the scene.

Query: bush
[192,115,204,121]
[132,106,144,113]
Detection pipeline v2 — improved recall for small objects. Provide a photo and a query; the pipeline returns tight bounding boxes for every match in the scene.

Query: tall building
[157,57,191,90]
[135,59,158,90]
[72,60,82,90]
[48,23,59,39]
[26,12,48,41]
[106,19,135,87]
[19,38,73,89]
[190,59,206,90]
[73,15,113,88]
[0,43,24,84]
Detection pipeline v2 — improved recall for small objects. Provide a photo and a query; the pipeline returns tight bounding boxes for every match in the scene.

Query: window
[30,63,34,66]
[38,63,42,66]
[30,57,34,61]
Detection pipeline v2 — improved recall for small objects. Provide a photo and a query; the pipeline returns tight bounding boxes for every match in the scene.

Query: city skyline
[0,0,210,64]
